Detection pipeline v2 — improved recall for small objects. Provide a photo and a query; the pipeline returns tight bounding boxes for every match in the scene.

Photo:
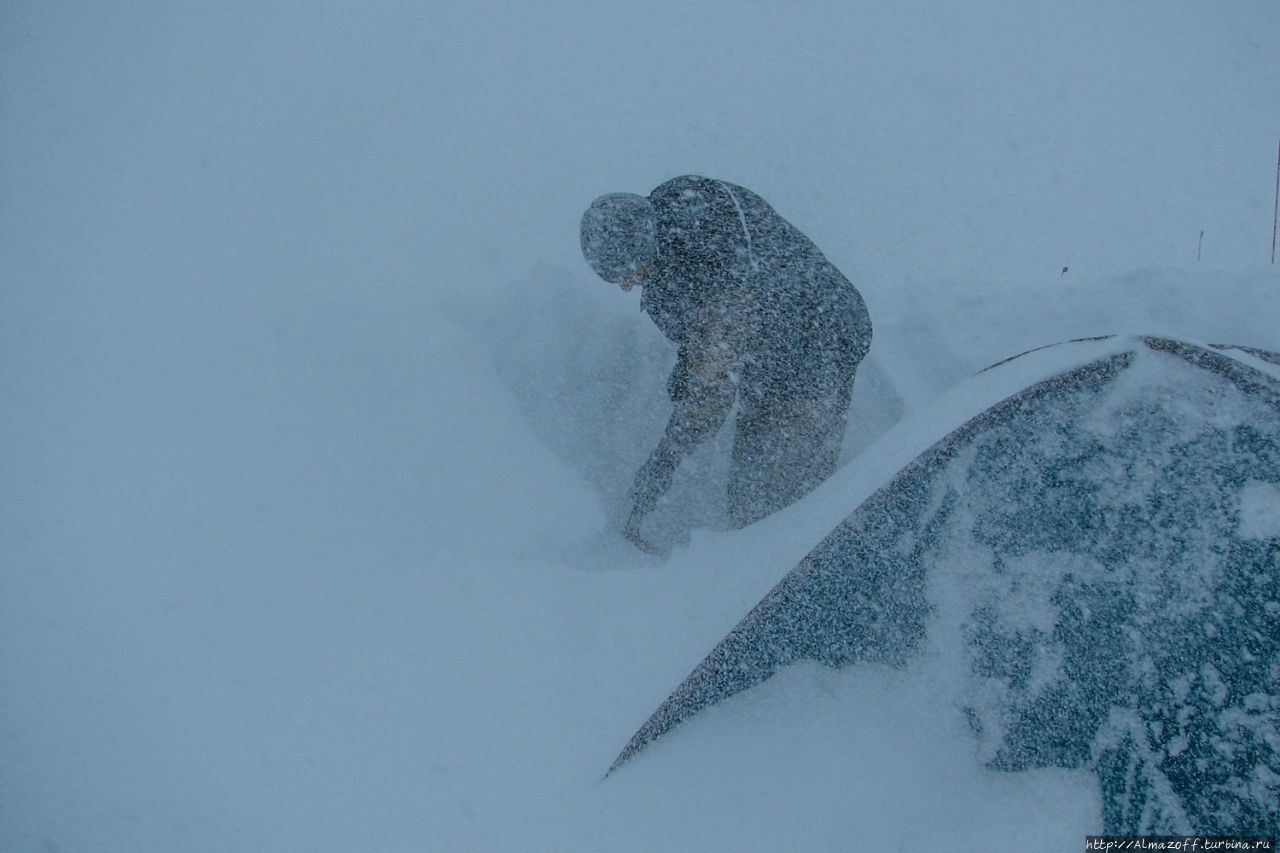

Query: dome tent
[610,336,1280,836]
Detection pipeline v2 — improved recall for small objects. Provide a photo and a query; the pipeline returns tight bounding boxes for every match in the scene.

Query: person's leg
[727,367,856,528]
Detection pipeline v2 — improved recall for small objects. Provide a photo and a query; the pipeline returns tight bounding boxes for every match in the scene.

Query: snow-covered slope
[2,2,1277,850]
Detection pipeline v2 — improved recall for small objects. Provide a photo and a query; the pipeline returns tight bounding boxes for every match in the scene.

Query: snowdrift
[611,335,1280,835]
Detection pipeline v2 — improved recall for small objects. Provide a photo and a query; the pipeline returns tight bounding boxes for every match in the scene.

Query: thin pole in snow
[1197,230,1204,263]
[1273,136,1279,264]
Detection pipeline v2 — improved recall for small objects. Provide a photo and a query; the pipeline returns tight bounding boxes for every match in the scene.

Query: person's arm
[624,308,736,551]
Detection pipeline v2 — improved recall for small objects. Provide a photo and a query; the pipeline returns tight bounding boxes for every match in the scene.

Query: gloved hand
[622,505,668,557]
[624,438,685,557]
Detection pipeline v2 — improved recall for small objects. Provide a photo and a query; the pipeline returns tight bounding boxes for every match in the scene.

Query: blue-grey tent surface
[610,336,1280,836]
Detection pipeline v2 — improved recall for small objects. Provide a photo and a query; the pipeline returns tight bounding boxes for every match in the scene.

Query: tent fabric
[610,337,1280,835]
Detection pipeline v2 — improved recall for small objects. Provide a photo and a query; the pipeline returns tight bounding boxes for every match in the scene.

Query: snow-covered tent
[611,336,1280,835]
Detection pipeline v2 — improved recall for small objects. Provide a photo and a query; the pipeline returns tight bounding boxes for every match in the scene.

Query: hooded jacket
[643,175,869,394]
[627,175,872,520]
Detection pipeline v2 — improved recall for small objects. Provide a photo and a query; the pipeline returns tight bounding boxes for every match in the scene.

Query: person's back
[643,176,870,398]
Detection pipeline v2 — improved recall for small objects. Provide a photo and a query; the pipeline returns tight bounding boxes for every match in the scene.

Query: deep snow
[2,2,1278,850]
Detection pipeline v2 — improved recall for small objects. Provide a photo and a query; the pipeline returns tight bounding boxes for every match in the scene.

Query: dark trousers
[726,366,857,528]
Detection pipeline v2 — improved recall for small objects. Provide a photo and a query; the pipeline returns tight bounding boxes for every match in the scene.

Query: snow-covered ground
[2,3,1277,850]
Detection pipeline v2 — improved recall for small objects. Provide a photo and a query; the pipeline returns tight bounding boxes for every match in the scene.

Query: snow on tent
[610,336,1280,835]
